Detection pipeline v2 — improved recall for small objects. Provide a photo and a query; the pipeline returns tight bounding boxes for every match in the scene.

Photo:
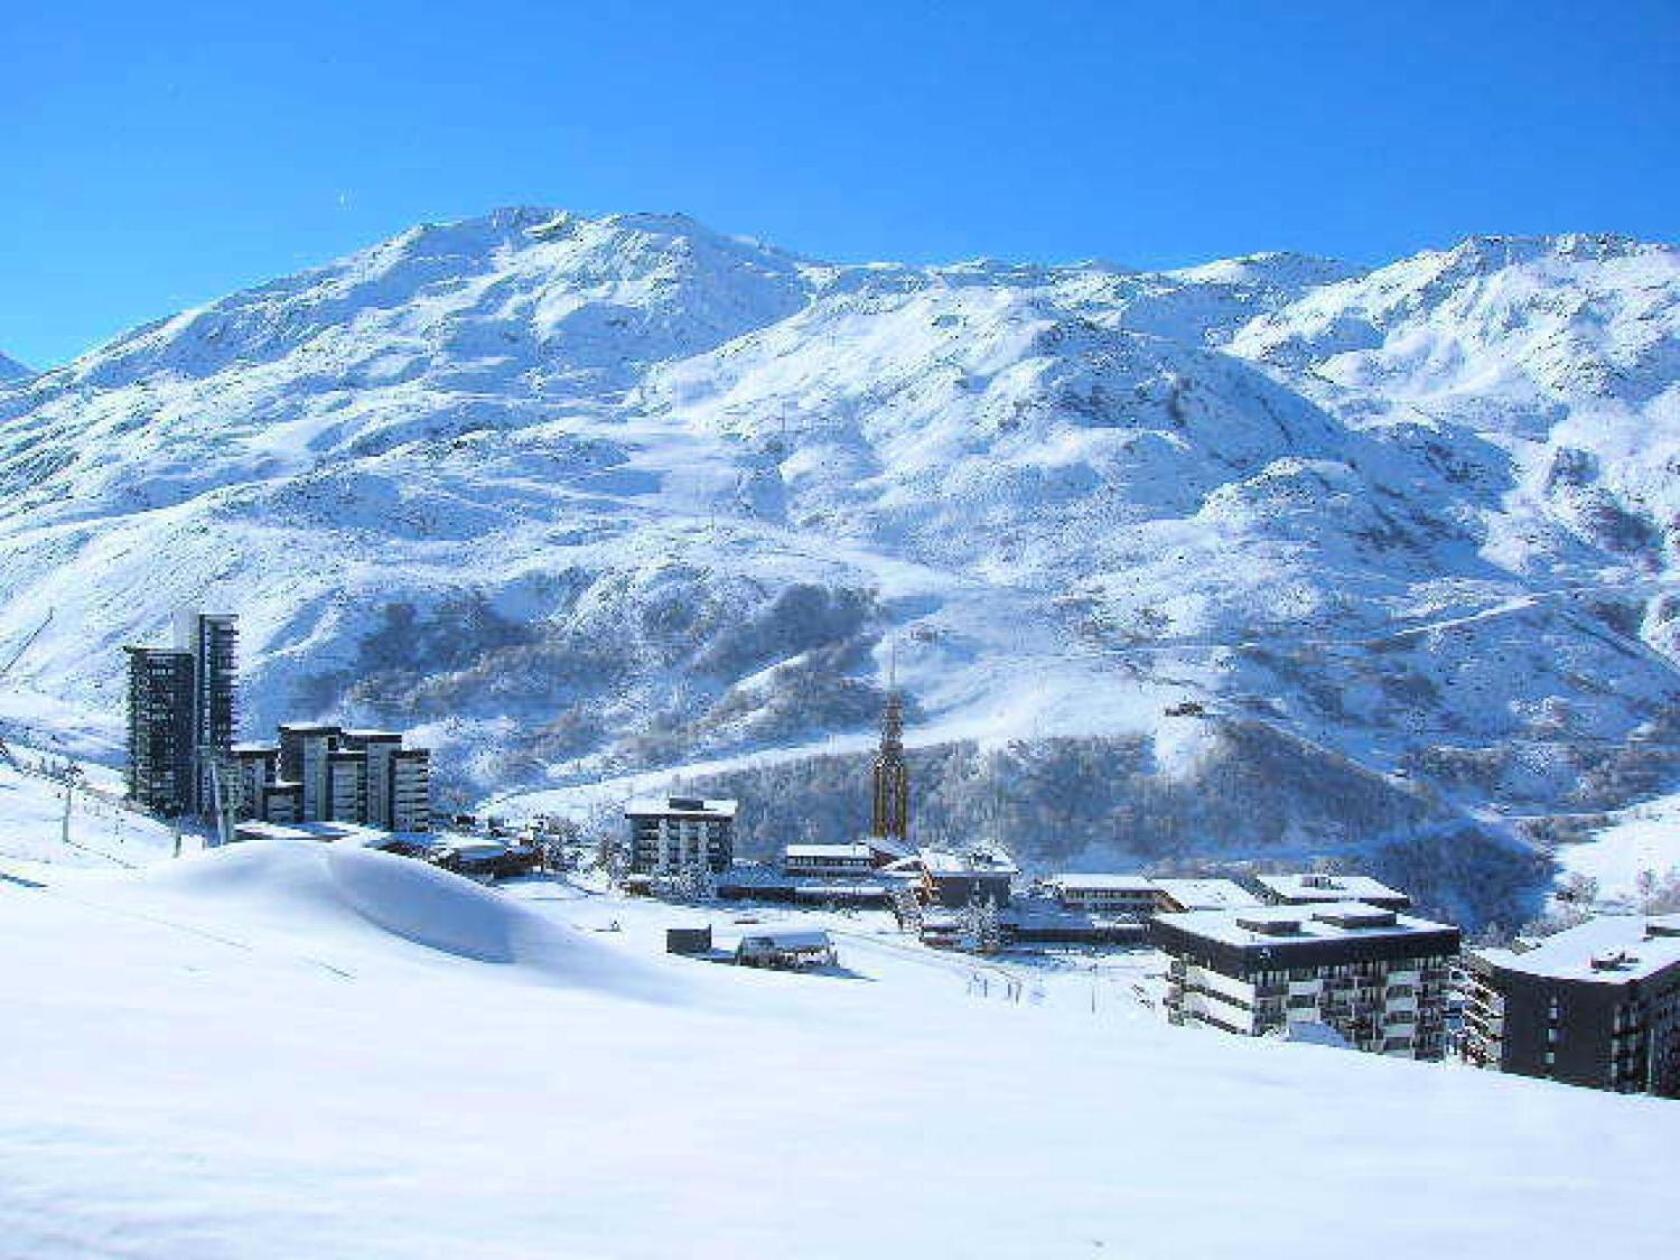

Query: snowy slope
[0,350,27,381]
[2,212,1679,907]
[0,842,1673,1259]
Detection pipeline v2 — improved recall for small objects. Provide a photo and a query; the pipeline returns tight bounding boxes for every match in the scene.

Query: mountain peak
[0,350,30,381]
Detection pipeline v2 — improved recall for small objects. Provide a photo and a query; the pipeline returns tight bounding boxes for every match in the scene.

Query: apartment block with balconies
[1150,902,1460,1060]
[1462,914,1680,1097]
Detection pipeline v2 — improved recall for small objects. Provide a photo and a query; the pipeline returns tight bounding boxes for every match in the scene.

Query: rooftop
[1161,901,1457,951]
[625,796,739,819]
[919,847,1019,876]
[1150,878,1264,911]
[736,929,833,950]
[1476,915,1680,984]
[784,843,874,860]
[1255,872,1410,905]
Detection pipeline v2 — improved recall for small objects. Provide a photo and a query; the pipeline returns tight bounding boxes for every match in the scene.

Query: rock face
[2,211,1678,917]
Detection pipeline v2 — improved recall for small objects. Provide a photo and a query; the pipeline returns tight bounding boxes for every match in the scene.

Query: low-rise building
[625,797,737,875]
[782,842,875,878]
[1043,874,1160,918]
[1150,878,1264,913]
[1044,874,1262,918]
[735,929,837,971]
[917,847,1017,908]
[229,744,279,818]
[1252,872,1411,911]
[1462,914,1680,1097]
[1151,902,1460,1059]
[257,779,304,824]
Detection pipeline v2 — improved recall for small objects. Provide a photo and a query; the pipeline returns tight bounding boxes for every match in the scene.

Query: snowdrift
[137,841,683,1001]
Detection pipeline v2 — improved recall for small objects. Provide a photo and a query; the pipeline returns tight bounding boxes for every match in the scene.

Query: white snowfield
[0,835,1674,1259]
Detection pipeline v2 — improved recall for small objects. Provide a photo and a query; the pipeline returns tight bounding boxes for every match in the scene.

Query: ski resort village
[4,209,1680,1256]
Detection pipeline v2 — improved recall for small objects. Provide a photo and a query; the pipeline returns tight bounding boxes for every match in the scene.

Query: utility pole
[60,762,82,851]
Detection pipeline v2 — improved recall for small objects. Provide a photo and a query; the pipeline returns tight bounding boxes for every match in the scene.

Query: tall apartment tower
[173,611,238,814]
[278,723,341,822]
[870,671,910,843]
[124,646,197,815]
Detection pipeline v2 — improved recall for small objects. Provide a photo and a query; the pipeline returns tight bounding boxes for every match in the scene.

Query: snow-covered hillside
[0,841,1672,1258]
[0,351,27,381]
[3,211,1679,918]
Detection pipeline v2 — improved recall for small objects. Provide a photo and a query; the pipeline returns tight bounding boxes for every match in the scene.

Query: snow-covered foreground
[0,838,1674,1259]
[0,759,177,869]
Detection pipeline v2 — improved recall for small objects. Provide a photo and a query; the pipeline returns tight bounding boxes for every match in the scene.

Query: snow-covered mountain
[0,349,29,381]
[2,210,1678,922]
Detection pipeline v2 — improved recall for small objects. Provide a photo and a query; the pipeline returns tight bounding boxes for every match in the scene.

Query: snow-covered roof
[1255,872,1410,905]
[737,929,832,950]
[918,847,1019,876]
[625,797,739,820]
[784,843,873,860]
[1160,902,1455,951]
[1150,878,1262,911]
[1477,915,1680,984]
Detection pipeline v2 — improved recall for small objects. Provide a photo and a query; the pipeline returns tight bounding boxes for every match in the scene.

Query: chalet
[915,847,1017,908]
[735,929,837,971]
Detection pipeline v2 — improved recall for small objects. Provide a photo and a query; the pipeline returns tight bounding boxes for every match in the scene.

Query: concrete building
[326,749,368,823]
[389,748,431,833]
[1252,872,1412,912]
[174,612,238,814]
[258,780,304,824]
[625,797,737,875]
[1151,902,1460,1060]
[782,843,876,878]
[341,730,404,828]
[278,723,341,822]
[1150,878,1264,913]
[1044,874,1160,917]
[229,744,279,819]
[1044,875,1263,918]
[1463,915,1680,1097]
[123,646,196,816]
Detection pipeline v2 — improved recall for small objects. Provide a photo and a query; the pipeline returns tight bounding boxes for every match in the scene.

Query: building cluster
[232,723,431,832]
[125,610,430,834]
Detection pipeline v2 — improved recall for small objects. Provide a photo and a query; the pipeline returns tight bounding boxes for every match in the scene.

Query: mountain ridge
[3,208,1679,923]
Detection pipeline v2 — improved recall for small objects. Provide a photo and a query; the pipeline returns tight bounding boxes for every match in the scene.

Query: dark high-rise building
[870,678,910,843]
[175,612,238,814]
[124,646,196,816]
[1464,915,1680,1096]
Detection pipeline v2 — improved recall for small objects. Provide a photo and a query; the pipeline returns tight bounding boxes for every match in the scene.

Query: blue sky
[4,0,1677,368]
